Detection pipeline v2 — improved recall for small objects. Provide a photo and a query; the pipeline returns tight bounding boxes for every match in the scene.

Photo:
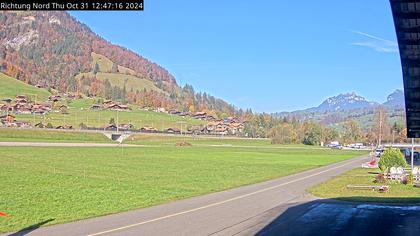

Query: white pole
[116,110,119,133]
[411,138,415,171]
[378,111,382,147]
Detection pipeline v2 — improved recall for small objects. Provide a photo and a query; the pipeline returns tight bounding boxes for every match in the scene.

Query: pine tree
[93,62,100,75]
[111,62,118,73]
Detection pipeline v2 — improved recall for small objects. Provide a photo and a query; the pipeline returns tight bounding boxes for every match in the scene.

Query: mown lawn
[14,107,206,131]
[0,128,110,143]
[0,146,364,233]
[309,168,420,204]
[126,133,273,146]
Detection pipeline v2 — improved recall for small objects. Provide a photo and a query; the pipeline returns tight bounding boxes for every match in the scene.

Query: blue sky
[70,0,403,112]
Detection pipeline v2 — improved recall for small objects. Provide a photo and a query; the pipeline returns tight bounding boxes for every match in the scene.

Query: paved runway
[3,155,370,236]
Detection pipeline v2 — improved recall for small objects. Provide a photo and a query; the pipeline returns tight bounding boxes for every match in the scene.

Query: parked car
[374,148,384,157]
[330,145,343,150]
[400,148,419,162]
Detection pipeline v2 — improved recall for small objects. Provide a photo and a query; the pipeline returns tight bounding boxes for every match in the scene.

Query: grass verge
[309,168,420,204]
[0,128,110,143]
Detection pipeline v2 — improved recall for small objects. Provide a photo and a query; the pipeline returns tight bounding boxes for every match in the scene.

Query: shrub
[403,173,414,185]
[79,122,88,129]
[375,173,387,183]
[175,142,192,147]
[271,136,291,144]
[378,148,407,172]
[46,123,53,129]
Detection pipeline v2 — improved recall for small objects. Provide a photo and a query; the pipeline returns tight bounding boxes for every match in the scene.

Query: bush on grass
[375,173,387,183]
[378,148,407,172]
[176,142,192,147]
[402,173,414,185]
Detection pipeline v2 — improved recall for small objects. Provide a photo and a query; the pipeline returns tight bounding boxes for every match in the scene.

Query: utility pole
[392,130,395,147]
[411,138,415,171]
[378,110,383,148]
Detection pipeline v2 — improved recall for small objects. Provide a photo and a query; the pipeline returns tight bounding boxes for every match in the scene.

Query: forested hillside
[0,11,235,116]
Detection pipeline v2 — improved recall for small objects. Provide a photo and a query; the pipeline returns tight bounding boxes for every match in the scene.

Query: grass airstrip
[0,134,366,233]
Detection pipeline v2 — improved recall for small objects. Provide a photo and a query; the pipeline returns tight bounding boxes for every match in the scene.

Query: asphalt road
[3,155,370,236]
[255,200,420,236]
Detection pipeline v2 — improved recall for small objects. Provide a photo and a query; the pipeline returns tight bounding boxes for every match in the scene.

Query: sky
[69,0,404,112]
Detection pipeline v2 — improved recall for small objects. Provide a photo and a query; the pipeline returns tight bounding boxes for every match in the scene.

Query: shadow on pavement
[8,218,55,236]
[256,197,420,236]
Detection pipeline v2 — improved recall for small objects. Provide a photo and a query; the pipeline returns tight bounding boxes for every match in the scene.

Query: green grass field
[0,128,110,143]
[75,52,165,94]
[309,168,420,204]
[0,145,364,233]
[0,73,51,101]
[127,134,276,146]
[13,103,206,131]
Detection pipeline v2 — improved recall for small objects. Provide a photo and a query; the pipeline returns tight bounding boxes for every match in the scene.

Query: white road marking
[88,157,365,236]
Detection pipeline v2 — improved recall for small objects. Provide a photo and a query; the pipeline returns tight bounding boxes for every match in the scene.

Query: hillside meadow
[0,73,51,101]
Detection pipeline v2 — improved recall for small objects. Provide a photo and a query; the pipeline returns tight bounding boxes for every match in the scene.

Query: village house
[90,104,102,110]
[58,105,69,114]
[224,117,241,123]
[14,121,31,128]
[1,98,12,103]
[188,125,205,134]
[200,118,245,136]
[48,95,62,102]
[215,123,229,135]
[3,120,31,128]
[227,122,245,135]
[140,126,158,133]
[179,112,190,117]
[166,127,181,134]
[56,125,73,130]
[104,124,118,131]
[34,122,45,128]
[15,95,28,101]
[168,109,181,115]
[32,104,51,115]
[118,124,134,131]
[16,97,28,105]
[107,104,131,111]
[103,100,113,106]
[0,114,15,123]
[205,121,220,134]
[192,111,207,120]
[15,104,32,114]
[0,104,7,112]
[205,115,217,121]
[155,107,166,113]
[66,93,78,100]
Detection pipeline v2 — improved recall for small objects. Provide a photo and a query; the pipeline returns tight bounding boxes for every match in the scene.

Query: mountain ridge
[273,90,405,130]
[288,89,405,114]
